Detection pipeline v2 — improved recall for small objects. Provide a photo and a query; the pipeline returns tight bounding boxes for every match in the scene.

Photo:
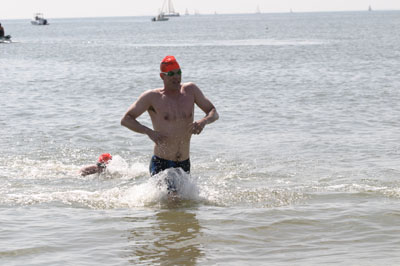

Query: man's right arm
[121,91,153,136]
[121,91,166,144]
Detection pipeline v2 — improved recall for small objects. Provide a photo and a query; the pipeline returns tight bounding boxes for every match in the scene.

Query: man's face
[161,69,182,85]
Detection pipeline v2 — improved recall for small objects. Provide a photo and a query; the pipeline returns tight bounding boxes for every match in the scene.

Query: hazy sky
[1,0,399,19]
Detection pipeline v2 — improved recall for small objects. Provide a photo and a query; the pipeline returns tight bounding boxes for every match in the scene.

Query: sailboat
[160,0,180,17]
[368,5,372,11]
[256,5,261,14]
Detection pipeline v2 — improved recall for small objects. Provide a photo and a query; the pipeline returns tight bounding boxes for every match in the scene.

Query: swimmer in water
[79,153,112,176]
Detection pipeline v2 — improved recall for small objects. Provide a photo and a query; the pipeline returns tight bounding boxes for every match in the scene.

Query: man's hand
[189,119,207,135]
[148,130,168,145]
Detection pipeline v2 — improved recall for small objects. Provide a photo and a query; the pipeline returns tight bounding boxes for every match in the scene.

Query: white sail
[161,0,180,17]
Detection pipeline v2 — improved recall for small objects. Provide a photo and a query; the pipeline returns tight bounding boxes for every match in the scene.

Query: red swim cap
[160,55,180,72]
[98,153,112,164]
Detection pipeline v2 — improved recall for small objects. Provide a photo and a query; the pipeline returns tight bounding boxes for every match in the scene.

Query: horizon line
[1,9,399,21]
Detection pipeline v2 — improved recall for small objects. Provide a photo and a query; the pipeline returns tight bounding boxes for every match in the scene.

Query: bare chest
[150,93,194,122]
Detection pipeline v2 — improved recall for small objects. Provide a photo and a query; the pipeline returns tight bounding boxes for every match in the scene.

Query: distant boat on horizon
[31,13,49,25]
[160,0,180,17]
[152,0,179,22]
[368,5,372,11]
[0,35,12,43]
[151,13,169,22]
[256,5,261,14]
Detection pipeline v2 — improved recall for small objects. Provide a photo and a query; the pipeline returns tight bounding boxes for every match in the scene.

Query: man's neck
[163,84,181,95]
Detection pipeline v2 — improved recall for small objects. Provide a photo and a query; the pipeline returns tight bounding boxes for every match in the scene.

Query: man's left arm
[190,83,219,135]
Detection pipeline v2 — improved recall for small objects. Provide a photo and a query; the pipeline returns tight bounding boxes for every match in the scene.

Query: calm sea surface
[1,12,400,265]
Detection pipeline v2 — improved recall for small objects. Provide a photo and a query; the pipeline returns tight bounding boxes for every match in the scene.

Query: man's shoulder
[141,88,163,97]
[182,82,200,92]
[182,82,196,88]
[136,88,163,104]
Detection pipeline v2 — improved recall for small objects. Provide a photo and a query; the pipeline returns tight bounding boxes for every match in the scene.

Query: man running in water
[121,55,218,189]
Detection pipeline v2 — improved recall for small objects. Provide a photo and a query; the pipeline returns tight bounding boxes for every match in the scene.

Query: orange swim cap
[98,153,112,164]
[160,55,180,72]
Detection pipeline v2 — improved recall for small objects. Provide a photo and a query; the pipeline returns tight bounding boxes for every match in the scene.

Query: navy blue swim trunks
[149,155,191,192]
[149,155,190,176]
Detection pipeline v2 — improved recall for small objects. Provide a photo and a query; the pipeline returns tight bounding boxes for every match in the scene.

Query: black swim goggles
[161,69,182,76]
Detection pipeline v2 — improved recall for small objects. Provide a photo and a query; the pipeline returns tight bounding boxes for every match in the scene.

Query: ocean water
[1,11,400,265]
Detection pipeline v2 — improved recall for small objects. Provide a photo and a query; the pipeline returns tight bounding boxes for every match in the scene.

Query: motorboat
[31,13,49,25]
[0,35,12,43]
[152,13,169,22]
